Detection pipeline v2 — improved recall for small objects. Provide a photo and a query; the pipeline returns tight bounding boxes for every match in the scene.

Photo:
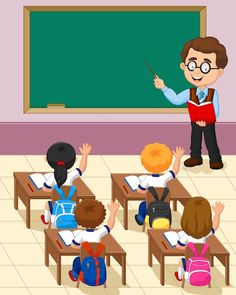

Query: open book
[29,173,53,190]
[163,230,185,247]
[58,230,81,246]
[124,175,148,191]
[187,101,216,124]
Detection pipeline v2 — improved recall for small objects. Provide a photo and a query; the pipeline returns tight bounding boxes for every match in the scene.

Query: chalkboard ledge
[24,108,188,114]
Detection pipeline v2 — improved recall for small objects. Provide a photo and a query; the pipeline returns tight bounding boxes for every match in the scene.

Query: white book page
[178,231,185,239]
[58,230,75,246]
[163,231,180,247]
[44,172,53,180]
[29,173,47,189]
[124,175,140,191]
[73,230,82,238]
[139,175,148,182]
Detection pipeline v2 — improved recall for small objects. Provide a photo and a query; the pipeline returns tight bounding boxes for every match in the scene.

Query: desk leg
[123,200,128,230]
[26,198,31,229]
[106,255,111,266]
[160,254,165,286]
[45,235,49,266]
[57,255,61,285]
[173,200,177,212]
[122,255,126,285]
[112,181,116,201]
[14,178,18,210]
[225,255,230,286]
[209,256,214,267]
[148,234,152,267]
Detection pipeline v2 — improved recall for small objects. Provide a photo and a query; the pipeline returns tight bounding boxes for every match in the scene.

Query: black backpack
[146,187,172,229]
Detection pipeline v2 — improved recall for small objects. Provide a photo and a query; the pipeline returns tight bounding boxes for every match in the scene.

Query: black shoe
[135,214,143,226]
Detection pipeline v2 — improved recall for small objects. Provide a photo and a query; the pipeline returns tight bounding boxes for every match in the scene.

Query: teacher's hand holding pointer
[154,75,165,90]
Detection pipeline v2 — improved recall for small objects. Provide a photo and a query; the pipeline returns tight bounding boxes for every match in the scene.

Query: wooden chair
[48,185,78,229]
[77,242,107,288]
[142,187,171,232]
[181,243,211,288]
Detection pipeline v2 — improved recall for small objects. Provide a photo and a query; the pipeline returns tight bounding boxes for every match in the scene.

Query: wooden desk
[14,172,95,228]
[111,174,191,230]
[44,229,126,285]
[148,229,230,286]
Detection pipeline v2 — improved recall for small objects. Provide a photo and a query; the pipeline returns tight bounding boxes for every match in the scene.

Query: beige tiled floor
[0,155,236,294]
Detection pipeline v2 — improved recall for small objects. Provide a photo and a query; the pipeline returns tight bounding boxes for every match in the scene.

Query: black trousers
[190,122,222,163]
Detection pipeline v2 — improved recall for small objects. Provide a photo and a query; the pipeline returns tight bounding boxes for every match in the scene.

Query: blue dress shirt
[161,87,220,118]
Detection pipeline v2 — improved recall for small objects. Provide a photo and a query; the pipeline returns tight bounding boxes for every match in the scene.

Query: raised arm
[212,202,225,231]
[107,201,120,230]
[172,147,185,176]
[154,76,189,105]
[79,143,92,174]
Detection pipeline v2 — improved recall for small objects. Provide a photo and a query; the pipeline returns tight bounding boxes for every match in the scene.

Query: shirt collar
[86,228,95,232]
[196,87,208,96]
[152,174,160,177]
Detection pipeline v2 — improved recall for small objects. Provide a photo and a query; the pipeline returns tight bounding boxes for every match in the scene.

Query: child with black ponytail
[41,142,92,225]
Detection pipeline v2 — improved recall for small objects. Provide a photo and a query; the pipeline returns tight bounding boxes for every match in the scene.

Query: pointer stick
[144,60,158,78]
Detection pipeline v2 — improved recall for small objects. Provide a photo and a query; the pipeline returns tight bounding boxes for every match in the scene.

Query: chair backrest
[185,243,210,260]
[51,185,78,205]
[146,187,171,207]
[80,242,105,263]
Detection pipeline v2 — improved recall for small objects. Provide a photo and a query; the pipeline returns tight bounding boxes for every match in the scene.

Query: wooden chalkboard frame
[23,6,206,114]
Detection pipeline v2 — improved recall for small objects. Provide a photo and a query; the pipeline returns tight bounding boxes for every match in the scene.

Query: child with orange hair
[135,143,185,225]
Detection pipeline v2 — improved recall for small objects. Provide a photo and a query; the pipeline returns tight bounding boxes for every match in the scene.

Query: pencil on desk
[161,240,168,251]
[122,184,129,194]
[27,183,34,192]
[56,239,63,250]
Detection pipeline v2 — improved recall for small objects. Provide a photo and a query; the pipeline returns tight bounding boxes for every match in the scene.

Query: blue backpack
[52,185,77,229]
[79,242,107,286]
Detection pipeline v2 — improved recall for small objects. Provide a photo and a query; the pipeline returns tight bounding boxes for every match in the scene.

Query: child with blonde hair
[135,143,185,225]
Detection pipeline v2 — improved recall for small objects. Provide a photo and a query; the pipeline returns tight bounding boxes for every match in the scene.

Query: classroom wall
[0,0,234,123]
[0,0,235,154]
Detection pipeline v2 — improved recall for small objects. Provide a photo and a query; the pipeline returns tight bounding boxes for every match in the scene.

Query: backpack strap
[67,185,77,200]
[82,242,94,256]
[200,243,209,257]
[95,243,104,257]
[53,185,65,200]
[148,186,159,201]
[160,187,170,202]
[187,242,199,256]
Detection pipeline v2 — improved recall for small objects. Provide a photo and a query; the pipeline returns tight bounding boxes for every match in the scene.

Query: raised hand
[79,143,92,156]
[172,146,185,159]
[212,201,225,215]
[154,75,165,89]
[107,200,120,214]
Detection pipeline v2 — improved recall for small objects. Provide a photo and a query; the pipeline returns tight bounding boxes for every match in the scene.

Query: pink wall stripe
[1,122,235,155]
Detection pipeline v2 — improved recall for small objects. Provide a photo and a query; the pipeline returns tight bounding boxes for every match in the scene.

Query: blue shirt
[162,87,220,118]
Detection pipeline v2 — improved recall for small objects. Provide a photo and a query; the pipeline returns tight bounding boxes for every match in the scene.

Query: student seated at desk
[174,197,224,283]
[68,199,120,282]
[40,142,92,225]
[135,143,185,226]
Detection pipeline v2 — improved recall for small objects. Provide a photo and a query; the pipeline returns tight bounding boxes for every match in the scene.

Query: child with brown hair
[135,143,185,225]
[175,197,224,282]
[68,199,120,282]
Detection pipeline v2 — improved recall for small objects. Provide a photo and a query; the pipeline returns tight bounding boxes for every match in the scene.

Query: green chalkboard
[24,7,205,113]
